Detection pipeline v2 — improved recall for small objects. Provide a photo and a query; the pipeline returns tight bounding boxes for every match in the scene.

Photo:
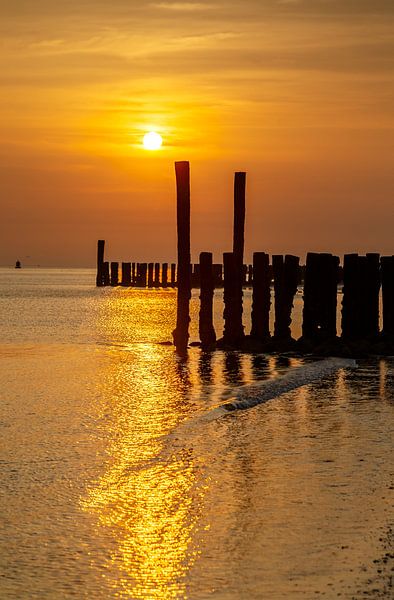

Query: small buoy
[15,260,21,269]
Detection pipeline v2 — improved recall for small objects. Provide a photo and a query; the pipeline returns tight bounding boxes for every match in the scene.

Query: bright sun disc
[143,131,163,150]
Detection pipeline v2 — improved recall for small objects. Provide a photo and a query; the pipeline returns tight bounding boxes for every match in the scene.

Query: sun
[143,131,163,150]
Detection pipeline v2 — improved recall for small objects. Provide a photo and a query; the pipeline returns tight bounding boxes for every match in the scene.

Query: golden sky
[0,0,393,266]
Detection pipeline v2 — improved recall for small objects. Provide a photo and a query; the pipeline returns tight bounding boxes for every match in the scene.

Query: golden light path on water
[73,286,394,599]
[81,292,204,599]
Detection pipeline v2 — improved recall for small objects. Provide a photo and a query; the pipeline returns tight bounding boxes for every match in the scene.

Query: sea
[0,268,393,599]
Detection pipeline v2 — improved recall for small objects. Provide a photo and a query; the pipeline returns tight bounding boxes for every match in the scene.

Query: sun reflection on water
[81,292,206,598]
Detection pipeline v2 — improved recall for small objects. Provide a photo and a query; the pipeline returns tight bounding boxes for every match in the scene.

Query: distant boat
[15,260,21,269]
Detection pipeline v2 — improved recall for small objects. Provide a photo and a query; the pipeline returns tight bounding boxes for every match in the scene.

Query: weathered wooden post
[121,262,131,286]
[341,254,360,339]
[148,262,154,287]
[199,252,216,349]
[362,253,380,338]
[273,254,299,340]
[138,263,147,287]
[233,172,246,265]
[231,171,246,341]
[102,261,110,286]
[381,256,394,336]
[170,263,176,287]
[302,252,320,340]
[222,252,244,345]
[172,161,191,353]
[302,253,339,342]
[322,254,340,339]
[162,263,168,287]
[251,252,271,341]
[110,262,119,286]
[154,262,160,287]
[96,239,105,287]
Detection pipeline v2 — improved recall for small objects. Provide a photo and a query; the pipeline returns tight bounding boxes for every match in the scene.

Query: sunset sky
[1,0,393,266]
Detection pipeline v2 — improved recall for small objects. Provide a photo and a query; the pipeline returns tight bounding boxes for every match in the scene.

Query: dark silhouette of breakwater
[96,162,394,357]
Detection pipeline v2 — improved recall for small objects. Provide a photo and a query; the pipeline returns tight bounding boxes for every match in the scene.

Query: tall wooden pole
[232,171,246,342]
[96,239,105,286]
[172,161,191,353]
[233,172,246,266]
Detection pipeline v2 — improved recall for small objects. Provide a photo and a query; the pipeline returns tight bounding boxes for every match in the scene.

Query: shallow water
[0,268,393,599]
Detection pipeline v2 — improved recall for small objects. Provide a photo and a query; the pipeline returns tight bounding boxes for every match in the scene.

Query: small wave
[222,357,357,412]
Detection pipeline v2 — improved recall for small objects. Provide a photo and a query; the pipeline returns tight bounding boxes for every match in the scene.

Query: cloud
[150,2,216,10]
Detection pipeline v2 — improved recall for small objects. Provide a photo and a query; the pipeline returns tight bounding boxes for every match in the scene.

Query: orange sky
[0,0,393,266]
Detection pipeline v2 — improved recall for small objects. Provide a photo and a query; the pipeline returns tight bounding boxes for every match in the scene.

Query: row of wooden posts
[96,254,178,288]
[96,161,394,354]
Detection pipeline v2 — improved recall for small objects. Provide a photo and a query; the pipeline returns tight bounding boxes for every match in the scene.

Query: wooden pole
[96,240,105,287]
[381,256,394,336]
[102,261,110,286]
[251,252,271,341]
[162,263,168,288]
[233,172,246,266]
[341,254,360,339]
[172,161,191,353]
[139,263,147,287]
[170,263,176,287]
[132,262,136,285]
[110,262,119,286]
[199,252,216,349]
[148,262,154,287]
[363,253,380,338]
[223,252,244,345]
[154,262,160,287]
[273,254,299,340]
[121,262,131,286]
[231,171,246,341]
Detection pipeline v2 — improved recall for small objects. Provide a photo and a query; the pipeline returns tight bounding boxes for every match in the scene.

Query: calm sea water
[0,268,393,599]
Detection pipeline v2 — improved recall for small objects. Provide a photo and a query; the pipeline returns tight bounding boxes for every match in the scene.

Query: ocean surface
[0,268,393,599]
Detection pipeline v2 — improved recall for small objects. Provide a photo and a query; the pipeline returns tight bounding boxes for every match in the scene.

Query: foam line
[222,357,357,412]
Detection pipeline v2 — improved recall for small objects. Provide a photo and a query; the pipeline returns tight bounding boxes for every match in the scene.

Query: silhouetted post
[223,252,244,345]
[381,256,394,336]
[321,253,340,339]
[110,262,119,286]
[148,262,154,287]
[341,254,360,339]
[302,252,320,340]
[132,262,136,285]
[231,171,246,341]
[170,263,176,287]
[302,253,339,341]
[362,253,380,338]
[233,172,246,265]
[121,262,131,286]
[251,252,271,341]
[138,263,147,287]
[103,262,110,286]
[273,254,299,340]
[199,252,216,349]
[162,263,168,287]
[172,161,191,353]
[96,239,105,287]
[154,263,160,287]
